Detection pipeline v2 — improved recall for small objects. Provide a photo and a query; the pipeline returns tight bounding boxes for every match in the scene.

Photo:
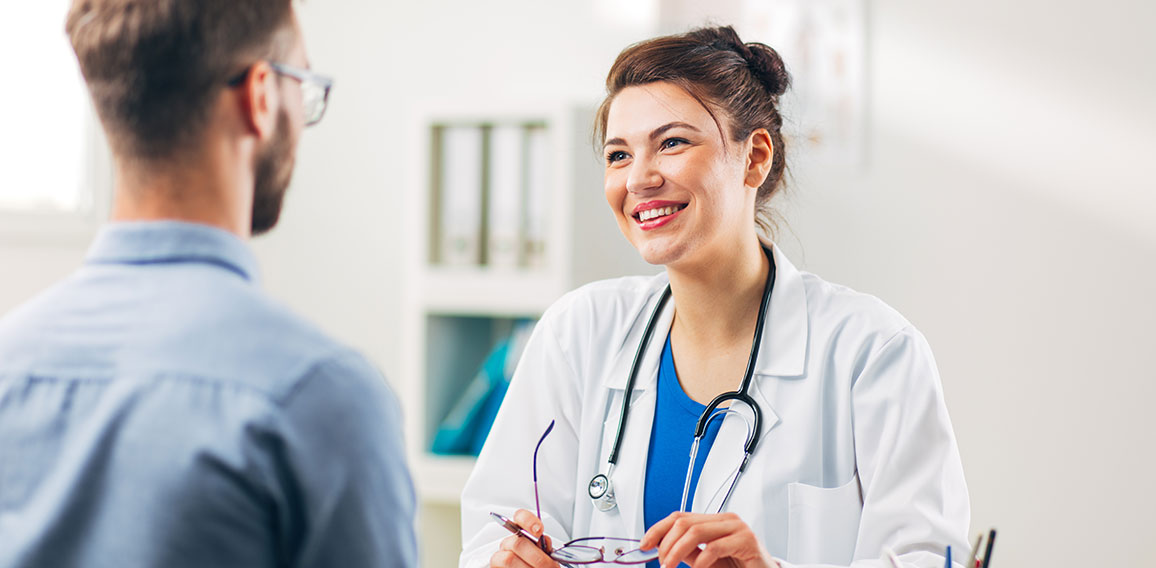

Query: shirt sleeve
[778,326,971,568]
[274,351,418,568]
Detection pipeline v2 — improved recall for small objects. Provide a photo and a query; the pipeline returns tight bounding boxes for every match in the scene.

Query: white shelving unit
[399,101,655,566]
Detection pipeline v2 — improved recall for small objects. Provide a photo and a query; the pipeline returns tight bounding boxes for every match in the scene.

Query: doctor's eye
[606,150,629,164]
[660,137,688,150]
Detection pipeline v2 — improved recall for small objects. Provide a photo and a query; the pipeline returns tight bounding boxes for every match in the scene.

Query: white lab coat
[460,245,970,567]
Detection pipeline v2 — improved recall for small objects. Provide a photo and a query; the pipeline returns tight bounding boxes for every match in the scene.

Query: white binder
[487,125,524,269]
[439,126,484,266]
[522,125,549,268]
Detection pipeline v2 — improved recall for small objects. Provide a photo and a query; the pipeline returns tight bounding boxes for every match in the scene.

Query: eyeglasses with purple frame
[490,420,659,565]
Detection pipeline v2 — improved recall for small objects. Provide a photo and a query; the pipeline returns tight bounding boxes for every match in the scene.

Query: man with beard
[0,2,417,567]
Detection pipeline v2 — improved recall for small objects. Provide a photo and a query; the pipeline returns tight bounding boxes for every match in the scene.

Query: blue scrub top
[643,334,724,567]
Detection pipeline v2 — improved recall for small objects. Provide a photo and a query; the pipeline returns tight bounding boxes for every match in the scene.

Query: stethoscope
[588,245,776,514]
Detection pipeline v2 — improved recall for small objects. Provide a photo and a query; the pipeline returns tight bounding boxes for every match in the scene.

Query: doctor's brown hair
[66,0,295,160]
[595,25,792,238]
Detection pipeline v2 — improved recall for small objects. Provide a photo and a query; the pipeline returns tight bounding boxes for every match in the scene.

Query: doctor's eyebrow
[603,122,703,149]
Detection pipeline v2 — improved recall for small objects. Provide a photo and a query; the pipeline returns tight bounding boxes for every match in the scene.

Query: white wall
[249,0,656,370]
[2,0,1153,566]
[776,3,1156,566]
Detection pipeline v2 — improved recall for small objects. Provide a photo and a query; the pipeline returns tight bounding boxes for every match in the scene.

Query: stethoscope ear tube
[680,406,758,513]
[742,248,776,397]
[693,247,775,454]
[696,392,763,455]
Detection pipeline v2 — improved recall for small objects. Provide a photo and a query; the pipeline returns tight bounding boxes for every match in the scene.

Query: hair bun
[692,26,791,98]
[742,42,791,97]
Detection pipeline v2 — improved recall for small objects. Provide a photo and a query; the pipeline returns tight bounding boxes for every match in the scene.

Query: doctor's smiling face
[603,82,764,269]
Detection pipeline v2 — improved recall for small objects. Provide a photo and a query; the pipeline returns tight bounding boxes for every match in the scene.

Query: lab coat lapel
[602,277,672,392]
[600,285,675,538]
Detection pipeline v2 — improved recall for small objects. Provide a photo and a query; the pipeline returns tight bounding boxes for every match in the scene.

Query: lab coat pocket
[786,476,862,565]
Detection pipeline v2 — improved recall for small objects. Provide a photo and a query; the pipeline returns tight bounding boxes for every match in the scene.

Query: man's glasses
[227,62,334,127]
[491,420,658,565]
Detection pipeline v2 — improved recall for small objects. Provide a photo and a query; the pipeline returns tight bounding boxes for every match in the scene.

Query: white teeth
[639,206,680,221]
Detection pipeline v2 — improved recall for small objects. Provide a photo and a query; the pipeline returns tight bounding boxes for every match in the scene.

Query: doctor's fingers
[513,508,546,537]
[689,531,778,568]
[656,514,752,567]
[641,510,704,548]
[643,512,734,552]
[491,534,559,568]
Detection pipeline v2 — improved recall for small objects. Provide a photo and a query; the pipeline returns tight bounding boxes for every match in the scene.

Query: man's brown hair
[66,0,294,160]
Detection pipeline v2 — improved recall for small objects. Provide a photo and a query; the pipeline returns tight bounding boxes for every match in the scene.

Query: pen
[967,533,983,568]
[884,548,903,568]
[945,545,951,568]
[981,529,996,568]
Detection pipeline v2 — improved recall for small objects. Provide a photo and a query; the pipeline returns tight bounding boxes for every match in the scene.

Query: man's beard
[251,110,295,236]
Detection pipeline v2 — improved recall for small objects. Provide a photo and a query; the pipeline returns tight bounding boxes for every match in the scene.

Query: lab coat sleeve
[459,309,584,568]
[779,326,971,568]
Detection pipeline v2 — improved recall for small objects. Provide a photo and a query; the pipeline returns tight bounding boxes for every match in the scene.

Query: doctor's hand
[641,512,780,568]
[490,508,560,568]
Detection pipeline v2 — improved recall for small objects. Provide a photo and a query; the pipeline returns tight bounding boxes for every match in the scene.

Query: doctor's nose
[625,156,663,194]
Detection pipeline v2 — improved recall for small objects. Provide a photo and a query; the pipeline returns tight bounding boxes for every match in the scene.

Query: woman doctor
[461,26,969,568]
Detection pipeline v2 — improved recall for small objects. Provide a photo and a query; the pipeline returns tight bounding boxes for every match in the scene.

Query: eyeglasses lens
[301,81,325,125]
[616,548,659,563]
[551,539,658,565]
[552,545,602,563]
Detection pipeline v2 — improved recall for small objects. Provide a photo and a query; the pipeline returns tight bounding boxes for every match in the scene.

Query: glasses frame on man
[226,62,334,127]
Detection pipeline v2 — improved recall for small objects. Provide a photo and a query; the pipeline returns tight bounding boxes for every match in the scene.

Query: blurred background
[1,0,1153,566]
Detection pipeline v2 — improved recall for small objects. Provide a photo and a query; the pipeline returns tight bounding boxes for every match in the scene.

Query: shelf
[416,267,564,317]
[413,453,478,505]
[398,103,655,567]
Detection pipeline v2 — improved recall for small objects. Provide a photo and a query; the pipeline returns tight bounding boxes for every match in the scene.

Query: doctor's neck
[666,234,769,347]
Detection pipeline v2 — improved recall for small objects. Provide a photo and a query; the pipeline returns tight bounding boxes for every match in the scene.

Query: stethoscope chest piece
[588,472,617,512]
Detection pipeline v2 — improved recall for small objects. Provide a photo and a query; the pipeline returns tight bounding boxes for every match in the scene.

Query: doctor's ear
[743,128,774,190]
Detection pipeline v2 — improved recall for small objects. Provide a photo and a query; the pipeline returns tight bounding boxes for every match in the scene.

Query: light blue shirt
[0,221,417,568]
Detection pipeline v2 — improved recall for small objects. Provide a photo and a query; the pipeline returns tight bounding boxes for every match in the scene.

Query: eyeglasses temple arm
[533,420,555,551]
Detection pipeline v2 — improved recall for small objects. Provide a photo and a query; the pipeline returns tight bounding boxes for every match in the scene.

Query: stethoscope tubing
[679,406,754,513]
[607,286,672,466]
[605,246,777,468]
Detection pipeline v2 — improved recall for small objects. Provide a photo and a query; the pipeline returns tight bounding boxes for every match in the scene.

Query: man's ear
[744,128,774,189]
[236,62,279,141]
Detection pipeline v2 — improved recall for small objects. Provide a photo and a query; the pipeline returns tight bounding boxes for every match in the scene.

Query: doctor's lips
[632,200,688,230]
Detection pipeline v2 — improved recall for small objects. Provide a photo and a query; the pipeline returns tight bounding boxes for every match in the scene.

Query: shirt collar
[85,221,260,284]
